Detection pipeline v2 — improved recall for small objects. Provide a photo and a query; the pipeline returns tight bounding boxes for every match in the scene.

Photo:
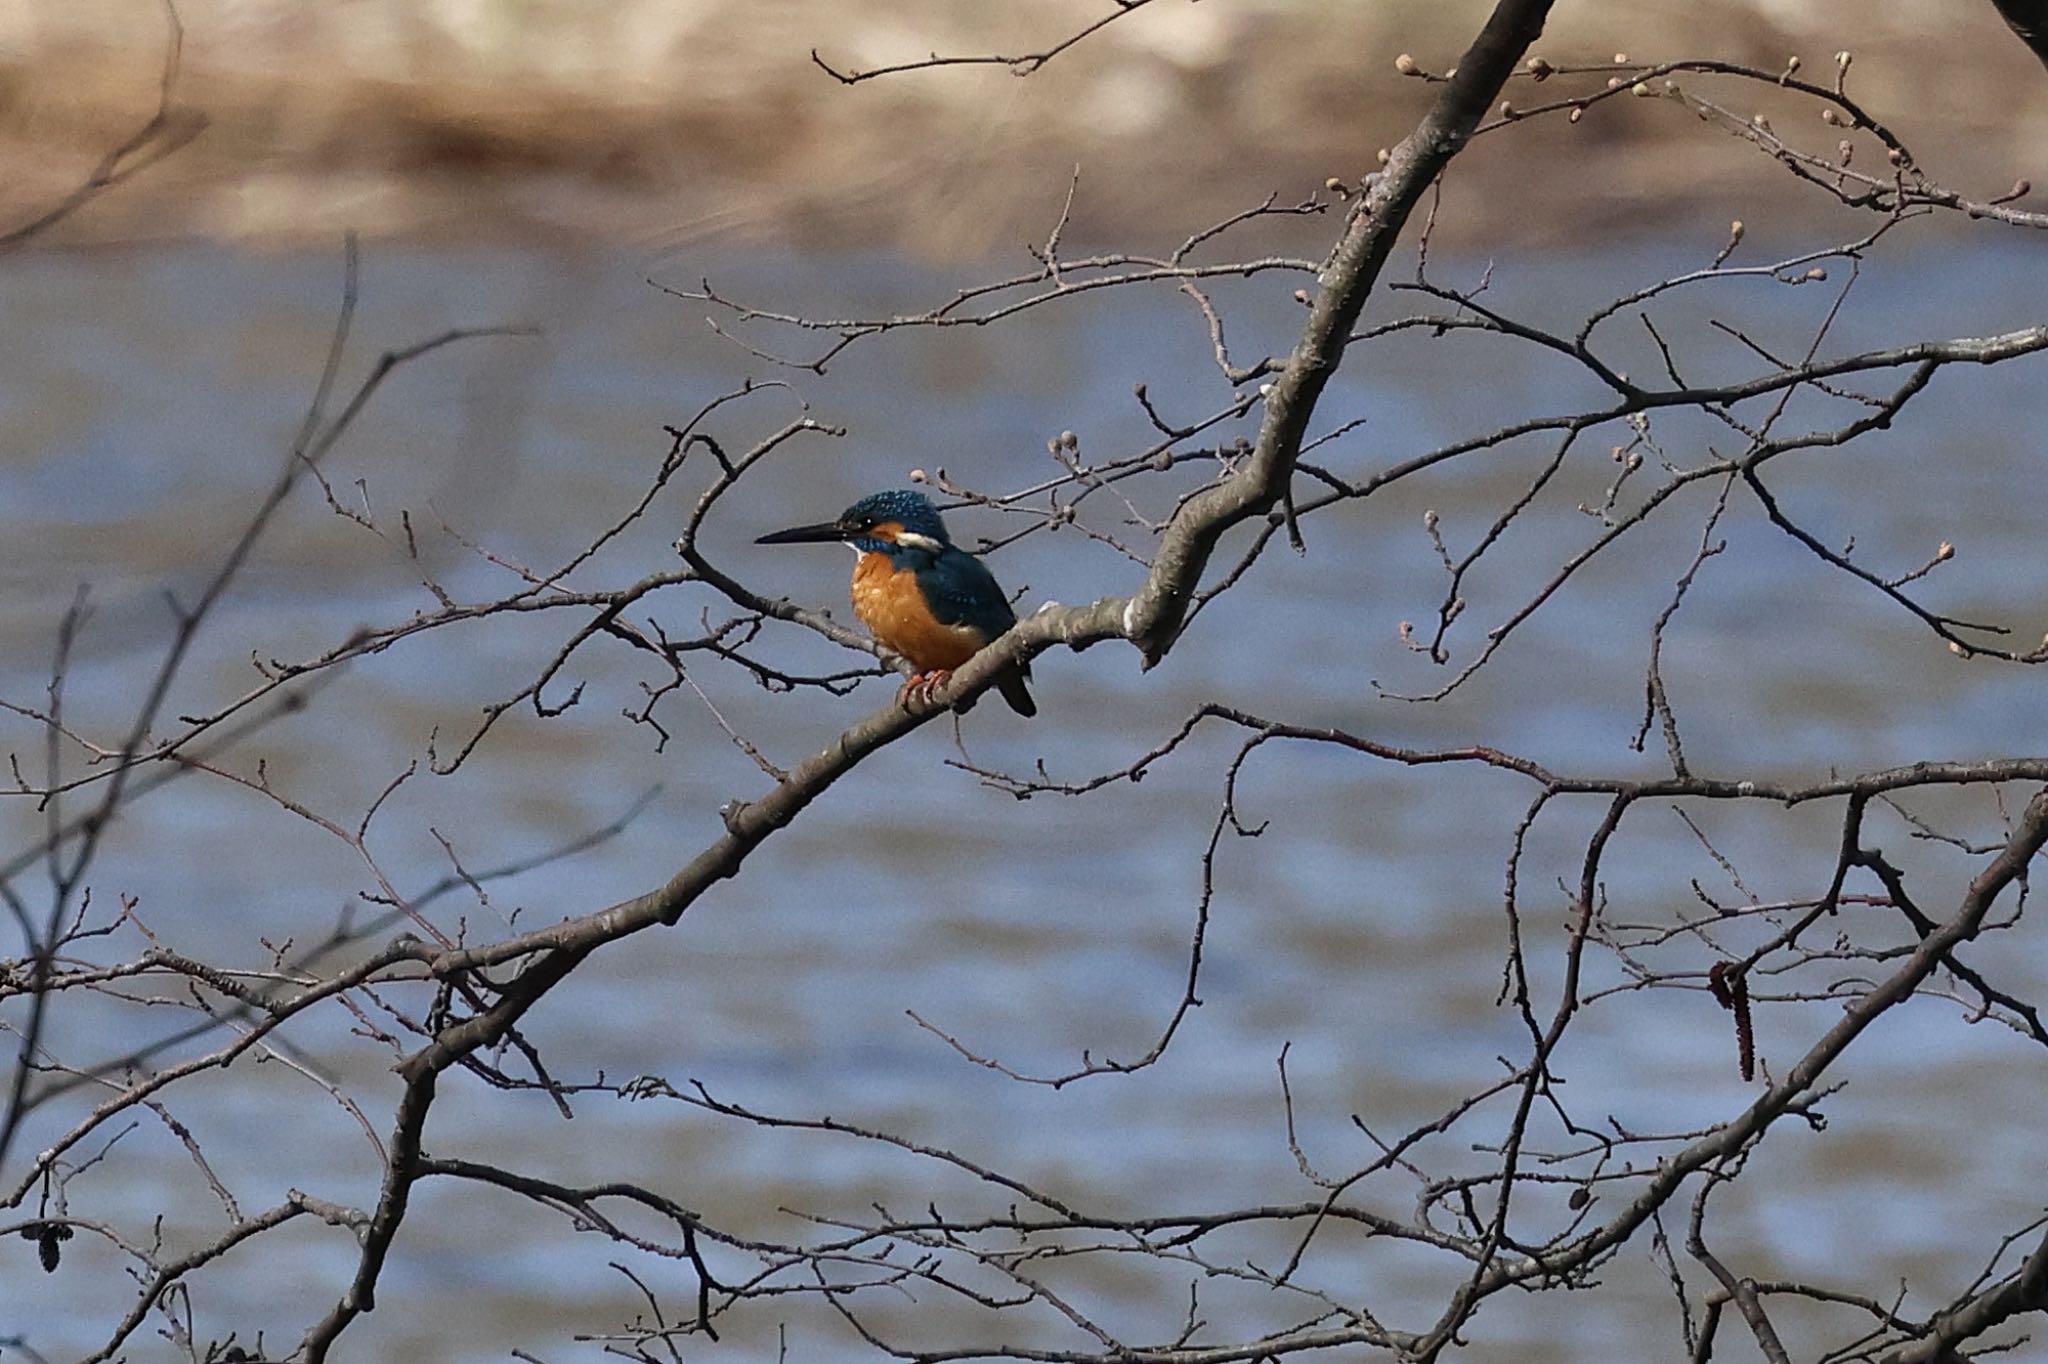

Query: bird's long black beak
[755,521,847,546]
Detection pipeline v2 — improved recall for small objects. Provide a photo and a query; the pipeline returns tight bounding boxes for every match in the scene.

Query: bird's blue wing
[917,548,1018,643]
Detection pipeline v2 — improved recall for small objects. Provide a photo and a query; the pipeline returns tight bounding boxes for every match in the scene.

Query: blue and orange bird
[756,490,1035,717]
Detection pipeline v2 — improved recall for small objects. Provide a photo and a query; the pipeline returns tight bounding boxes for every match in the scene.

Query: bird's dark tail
[997,665,1036,718]
[1992,0,2048,67]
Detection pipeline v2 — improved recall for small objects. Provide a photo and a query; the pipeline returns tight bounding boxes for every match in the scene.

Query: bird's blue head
[841,490,950,552]
[756,489,954,556]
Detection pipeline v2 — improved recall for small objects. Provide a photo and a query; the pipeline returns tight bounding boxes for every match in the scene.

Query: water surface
[4,231,2047,1361]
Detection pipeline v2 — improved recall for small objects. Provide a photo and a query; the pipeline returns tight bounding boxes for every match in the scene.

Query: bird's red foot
[896,669,954,711]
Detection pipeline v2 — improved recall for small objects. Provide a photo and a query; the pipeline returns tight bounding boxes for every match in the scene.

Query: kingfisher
[756,489,1036,717]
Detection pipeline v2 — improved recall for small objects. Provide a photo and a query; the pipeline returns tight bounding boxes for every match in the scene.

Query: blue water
[4,230,2048,1362]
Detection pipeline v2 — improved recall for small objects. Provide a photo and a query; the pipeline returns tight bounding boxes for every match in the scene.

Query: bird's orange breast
[852,552,986,671]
